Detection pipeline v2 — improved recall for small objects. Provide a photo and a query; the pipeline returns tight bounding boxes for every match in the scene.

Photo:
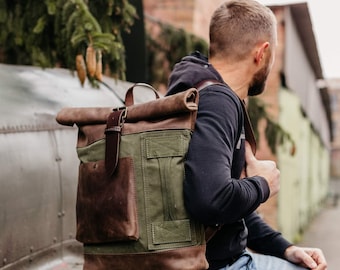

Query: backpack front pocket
[76,142,139,243]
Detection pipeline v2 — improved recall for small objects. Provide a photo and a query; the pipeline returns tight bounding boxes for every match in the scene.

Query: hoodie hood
[167,51,224,95]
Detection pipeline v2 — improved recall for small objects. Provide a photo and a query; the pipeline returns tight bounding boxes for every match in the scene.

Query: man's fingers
[306,249,327,269]
[300,251,318,269]
[286,247,327,270]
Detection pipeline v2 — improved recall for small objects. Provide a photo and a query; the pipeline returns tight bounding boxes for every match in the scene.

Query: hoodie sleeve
[184,86,270,225]
[246,212,292,258]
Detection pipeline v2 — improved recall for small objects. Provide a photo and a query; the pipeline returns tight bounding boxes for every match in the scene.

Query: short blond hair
[209,0,277,61]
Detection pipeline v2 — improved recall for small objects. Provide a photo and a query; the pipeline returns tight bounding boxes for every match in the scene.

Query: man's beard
[248,65,270,96]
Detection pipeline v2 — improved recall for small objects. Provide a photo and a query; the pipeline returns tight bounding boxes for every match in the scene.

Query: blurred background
[1,0,339,269]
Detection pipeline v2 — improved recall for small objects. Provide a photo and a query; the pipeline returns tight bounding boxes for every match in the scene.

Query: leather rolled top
[56,88,199,126]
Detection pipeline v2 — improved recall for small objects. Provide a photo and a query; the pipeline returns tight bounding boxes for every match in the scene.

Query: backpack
[56,83,209,270]
[56,81,256,270]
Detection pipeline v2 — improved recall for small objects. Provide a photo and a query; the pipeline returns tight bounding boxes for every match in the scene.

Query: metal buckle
[112,106,126,112]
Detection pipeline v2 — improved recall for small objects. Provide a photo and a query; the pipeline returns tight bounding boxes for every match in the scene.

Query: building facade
[327,79,340,178]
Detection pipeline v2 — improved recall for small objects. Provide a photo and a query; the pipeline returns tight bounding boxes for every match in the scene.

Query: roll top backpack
[56,84,208,270]
[56,81,256,270]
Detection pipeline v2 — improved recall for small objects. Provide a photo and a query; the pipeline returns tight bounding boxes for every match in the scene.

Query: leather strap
[205,225,222,242]
[241,100,256,154]
[125,83,160,106]
[196,80,256,154]
[197,80,257,243]
[105,109,126,177]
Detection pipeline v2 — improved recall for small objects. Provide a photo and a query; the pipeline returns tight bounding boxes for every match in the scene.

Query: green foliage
[146,19,208,88]
[0,0,136,79]
[0,0,293,152]
[248,97,295,154]
[86,0,136,79]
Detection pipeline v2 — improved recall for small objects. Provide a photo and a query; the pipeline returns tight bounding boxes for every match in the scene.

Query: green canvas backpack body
[56,84,209,270]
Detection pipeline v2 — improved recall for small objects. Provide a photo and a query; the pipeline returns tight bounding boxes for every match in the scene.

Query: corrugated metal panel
[0,64,126,133]
[0,64,160,269]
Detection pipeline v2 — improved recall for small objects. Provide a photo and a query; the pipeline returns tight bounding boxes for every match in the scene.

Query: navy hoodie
[167,52,291,270]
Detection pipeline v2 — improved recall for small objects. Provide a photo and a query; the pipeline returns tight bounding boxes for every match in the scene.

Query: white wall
[284,7,330,150]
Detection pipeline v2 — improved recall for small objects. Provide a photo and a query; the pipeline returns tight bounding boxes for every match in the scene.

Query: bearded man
[166,1,327,269]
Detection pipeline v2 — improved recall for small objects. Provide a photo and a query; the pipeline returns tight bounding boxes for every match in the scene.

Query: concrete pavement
[299,179,340,270]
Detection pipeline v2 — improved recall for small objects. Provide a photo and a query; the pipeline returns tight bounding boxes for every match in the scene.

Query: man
[166,1,327,269]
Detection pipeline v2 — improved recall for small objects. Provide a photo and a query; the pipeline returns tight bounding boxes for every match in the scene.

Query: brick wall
[192,0,225,40]
[143,0,225,40]
[143,0,195,33]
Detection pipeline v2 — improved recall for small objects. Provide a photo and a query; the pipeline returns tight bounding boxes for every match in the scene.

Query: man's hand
[284,245,327,270]
[244,141,280,197]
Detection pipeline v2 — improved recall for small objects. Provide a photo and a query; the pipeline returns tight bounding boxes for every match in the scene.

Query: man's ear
[254,42,270,64]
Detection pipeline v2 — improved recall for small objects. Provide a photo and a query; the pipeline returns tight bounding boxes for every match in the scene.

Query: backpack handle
[125,83,160,106]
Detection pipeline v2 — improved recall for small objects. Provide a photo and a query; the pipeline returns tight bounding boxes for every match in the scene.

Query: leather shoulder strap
[240,100,257,154]
[197,80,257,242]
[196,80,256,154]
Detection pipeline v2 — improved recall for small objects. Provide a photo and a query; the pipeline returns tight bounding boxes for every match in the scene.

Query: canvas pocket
[140,130,202,250]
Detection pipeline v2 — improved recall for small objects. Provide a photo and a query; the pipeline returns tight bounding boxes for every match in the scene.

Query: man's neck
[210,58,251,100]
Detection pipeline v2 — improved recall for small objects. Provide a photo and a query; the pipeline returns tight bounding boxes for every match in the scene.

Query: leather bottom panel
[83,245,209,270]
